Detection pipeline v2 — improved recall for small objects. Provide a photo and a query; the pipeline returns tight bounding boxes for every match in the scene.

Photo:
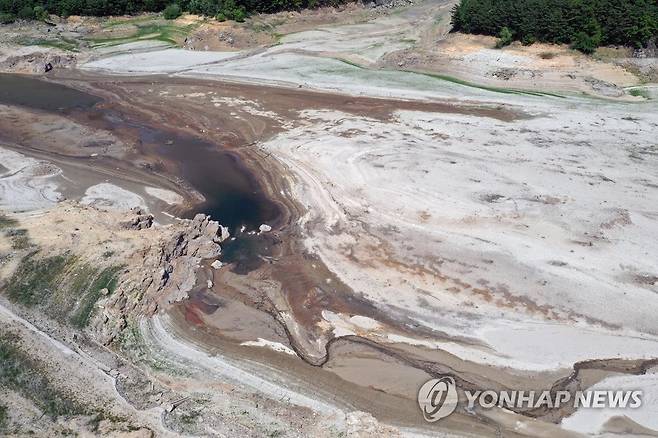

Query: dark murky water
[220,232,280,274]
[0,74,278,234]
[149,130,279,232]
[0,74,279,271]
[0,73,101,111]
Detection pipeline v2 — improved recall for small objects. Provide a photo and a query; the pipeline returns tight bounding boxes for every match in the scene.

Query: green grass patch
[16,36,79,52]
[332,59,565,98]
[0,404,7,431]
[248,21,275,33]
[179,409,202,425]
[0,215,17,230]
[5,252,74,307]
[70,265,122,328]
[87,22,198,48]
[0,216,32,249]
[86,411,134,433]
[628,88,650,99]
[4,252,122,328]
[103,15,158,28]
[272,32,284,44]
[337,58,364,69]
[411,70,565,98]
[118,322,191,376]
[0,333,86,419]
[5,229,31,250]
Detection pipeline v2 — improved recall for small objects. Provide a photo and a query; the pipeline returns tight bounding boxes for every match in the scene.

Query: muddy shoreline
[1,72,283,231]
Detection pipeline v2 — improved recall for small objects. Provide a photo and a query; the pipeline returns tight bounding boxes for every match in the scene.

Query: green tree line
[0,0,352,22]
[451,0,658,52]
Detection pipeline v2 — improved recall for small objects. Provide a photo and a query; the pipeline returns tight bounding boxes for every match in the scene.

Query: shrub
[188,0,217,16]
[496,26,513,48]
[232,6,246,22]
[33,5,48,20]
[17,5,35,19]
[628,88,649,99]
[571,31,598,54]
[216,0,247,22]
[522,34,536,46]
[215,12,226,21]
[163,3,181,19]
[58,0,84,17]
[0,13,14,24]
[0,404,7,430]
[0,215,17,229]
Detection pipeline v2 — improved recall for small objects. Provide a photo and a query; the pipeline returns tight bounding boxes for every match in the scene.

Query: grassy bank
[4,250,122,328]
[0,332,86,420]
[88,20,199,47]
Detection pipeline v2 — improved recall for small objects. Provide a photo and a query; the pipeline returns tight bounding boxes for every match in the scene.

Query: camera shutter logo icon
[417,376,458,422]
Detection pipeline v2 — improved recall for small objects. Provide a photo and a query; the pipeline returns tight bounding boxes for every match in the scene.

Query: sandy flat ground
[262,102,658,369]
[0,147,62,212]
[562,372,658,433]
[84,48,245,73]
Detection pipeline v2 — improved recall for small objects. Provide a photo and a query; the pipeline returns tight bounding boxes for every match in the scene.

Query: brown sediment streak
[59,71,528,123]
[248,285,658,423]
[319,337,658,422]
[182,302,205,326]
[520,357,658,420]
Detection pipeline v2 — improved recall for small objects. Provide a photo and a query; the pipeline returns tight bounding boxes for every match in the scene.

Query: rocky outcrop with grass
[0,206,229,346]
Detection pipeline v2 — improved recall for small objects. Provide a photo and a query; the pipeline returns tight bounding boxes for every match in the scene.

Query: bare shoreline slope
[1,0,658,436]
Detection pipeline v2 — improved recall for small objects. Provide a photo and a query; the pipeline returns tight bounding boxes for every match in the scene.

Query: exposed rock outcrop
[363,0,414,9]
[0,51,77,74]
[96,212,229,344]
[122,207,154,230]
[161,213,230,262]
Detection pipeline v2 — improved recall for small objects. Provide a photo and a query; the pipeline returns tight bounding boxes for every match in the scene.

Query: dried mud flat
[1,0,658,437]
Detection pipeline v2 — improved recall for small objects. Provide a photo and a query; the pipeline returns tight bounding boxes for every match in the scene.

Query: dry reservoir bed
[1,3,658,435]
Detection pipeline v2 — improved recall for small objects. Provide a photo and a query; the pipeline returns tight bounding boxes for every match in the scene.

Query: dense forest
[0,0,352,23]
[451,0,658,52]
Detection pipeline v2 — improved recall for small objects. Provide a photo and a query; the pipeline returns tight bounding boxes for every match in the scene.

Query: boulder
[122,207,154,230]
